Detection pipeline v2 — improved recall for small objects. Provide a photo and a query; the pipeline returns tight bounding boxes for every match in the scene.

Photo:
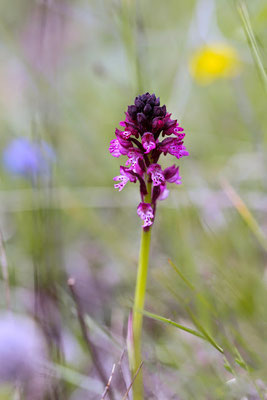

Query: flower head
[109,93,188,228]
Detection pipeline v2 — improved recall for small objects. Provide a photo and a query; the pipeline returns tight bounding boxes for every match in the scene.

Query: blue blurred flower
[3,138,55,178]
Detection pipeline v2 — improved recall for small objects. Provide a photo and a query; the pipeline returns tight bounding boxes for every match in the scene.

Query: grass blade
[141,308,223,354]
[141,308,205,339]
[168,259,214,312]
[222,179,267,252]
[185,307,224,354]
[236,0,267,93]
[168,259,195,290]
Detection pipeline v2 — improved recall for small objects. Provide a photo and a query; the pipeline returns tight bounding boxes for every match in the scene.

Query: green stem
[131,184,152,400]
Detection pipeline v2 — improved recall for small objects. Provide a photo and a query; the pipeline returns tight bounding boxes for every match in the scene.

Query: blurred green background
[0,0,266,399]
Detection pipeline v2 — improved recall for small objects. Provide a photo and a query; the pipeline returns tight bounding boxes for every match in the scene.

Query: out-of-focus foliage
[0,0,267,399]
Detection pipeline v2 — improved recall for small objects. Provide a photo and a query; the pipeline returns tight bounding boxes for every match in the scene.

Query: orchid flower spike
[109,92,189,228]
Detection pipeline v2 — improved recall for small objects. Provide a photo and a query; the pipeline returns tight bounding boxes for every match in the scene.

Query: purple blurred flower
[0,313,48,397]
[109,92,189,228]
[3,138,55,179]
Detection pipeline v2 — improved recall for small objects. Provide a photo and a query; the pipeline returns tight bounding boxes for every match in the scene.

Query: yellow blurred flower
[189,43,241,85]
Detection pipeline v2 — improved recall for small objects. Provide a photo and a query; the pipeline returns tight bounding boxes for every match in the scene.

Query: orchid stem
[131,183,152,400]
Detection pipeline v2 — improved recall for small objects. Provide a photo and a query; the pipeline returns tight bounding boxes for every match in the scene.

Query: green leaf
[185,306,224,354]
[235,357,248,370]
[140,308,223,353]
[223,357,235,374]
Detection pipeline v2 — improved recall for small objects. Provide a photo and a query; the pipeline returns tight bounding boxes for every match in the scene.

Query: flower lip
[137,202,154,228]
[141,132,156,154]
[159,137,189,159]
[113,166,137,191]
[147,164,165,186]
[125,148,143,172]
[115,128,132,140]
[109,139,122,158]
